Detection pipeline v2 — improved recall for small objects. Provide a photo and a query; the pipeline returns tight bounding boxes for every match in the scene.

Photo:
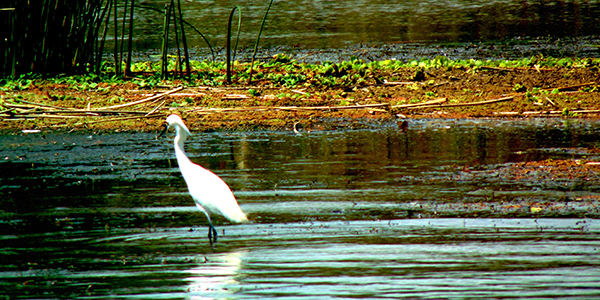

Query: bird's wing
[183,163,248,223]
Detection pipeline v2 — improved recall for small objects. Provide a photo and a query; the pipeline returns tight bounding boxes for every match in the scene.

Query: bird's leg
[208,223,218,244]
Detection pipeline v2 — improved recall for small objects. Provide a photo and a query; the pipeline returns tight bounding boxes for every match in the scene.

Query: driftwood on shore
[1,80,597,127]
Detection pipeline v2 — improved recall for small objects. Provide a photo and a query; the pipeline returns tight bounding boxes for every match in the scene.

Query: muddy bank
[1,60,600,133]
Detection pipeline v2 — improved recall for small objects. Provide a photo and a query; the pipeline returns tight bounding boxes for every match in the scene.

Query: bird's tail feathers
[227,208,249,223]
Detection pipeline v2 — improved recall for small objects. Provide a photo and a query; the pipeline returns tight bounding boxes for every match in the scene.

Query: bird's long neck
[173,128,191,165]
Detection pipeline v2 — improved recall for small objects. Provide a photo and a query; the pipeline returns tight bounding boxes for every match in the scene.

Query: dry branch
[434,96,514,108]
[19,109,149,115]
[146,100,167,116]
[18,100,76,110]
[494,109,600,116]
[384,81,421,86]
[548,82,595,92]
[391,96,513,111]
[98,86,184,110]
[188,103,390,114]
[222,94,250,100]
[392,98,447,109]
[80,114,165,125]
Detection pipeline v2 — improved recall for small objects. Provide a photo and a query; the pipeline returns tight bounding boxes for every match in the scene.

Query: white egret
[160,114,248,244]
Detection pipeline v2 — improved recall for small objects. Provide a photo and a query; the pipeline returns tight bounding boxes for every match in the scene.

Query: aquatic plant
[1,0,107,76]
[1,0,215,78]
[226,6,242,84]
[247,0,275,84]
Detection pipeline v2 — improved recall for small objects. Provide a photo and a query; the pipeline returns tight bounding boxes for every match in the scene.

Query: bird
[160,114,248,244]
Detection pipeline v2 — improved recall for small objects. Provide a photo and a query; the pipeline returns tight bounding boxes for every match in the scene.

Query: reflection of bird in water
[160,115,248,244]
[185,251,246,295]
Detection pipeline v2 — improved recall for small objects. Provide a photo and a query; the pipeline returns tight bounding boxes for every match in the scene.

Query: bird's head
[158,114,192,139]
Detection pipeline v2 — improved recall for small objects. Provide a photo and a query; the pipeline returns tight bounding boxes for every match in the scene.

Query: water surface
[123,0,600,62]
[1,118,600,298]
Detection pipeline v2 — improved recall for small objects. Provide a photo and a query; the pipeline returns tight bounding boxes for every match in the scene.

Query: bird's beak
[157,123,169,140]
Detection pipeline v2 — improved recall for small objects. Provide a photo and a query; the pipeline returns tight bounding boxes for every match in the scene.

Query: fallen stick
[480,66,553,72]
[4,114,86,119]
[494,109,600,116]
[0,108,17,115]
[222,94,249,100]
[384,81,421,86]
[281,103,390,111]
[10,109,149,116]
[429,96,514,108]
[548,82,595,92]
[190,106,270,113]
[17,100,76,110]
[392,98,447,109]
[2,103,44,109]
[291,89,309,95]
[571,109,600,114]
[146,100,166,116]
[188,103,390,114]
[98,86,184,110]
[78,113,165,125]
[138,93,205,98]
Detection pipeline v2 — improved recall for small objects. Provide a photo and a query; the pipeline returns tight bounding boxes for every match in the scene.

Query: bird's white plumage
[165,115,248,227]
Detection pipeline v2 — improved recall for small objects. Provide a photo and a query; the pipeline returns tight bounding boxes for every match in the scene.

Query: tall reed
[226,6,242,84]
[1,0,107,77]
[1,0,265,80]
[1,0,202,78]
[248,0,274,84]
[158,0,192,80]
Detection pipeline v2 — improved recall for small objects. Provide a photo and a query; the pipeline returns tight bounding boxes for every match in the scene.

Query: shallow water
[131,0,600,48]
[123,0,600,62]
[2,118,600,298]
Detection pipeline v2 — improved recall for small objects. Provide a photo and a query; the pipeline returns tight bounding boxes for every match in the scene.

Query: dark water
[2,118,600,298]
[123,0,600,62]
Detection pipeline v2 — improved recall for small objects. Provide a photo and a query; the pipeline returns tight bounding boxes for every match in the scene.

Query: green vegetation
[2,55,598,90]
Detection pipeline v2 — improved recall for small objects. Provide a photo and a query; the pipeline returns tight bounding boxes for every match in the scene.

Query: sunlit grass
[1,55,599,92]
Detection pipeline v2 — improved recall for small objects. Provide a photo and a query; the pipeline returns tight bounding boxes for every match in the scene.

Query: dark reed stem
[170,0,182,78]
[135,4,216,62]
[113,0,120,76]
[248,0,274,84]
[125,0,135,76]
[1,8,17,76]
[97,0,113,74]
[175,0,191,79]
[161,4,173,79]
[2,0,117,76]
[2,0,208,77]
[226,6,241,84]
[119,0,128,75]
